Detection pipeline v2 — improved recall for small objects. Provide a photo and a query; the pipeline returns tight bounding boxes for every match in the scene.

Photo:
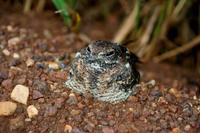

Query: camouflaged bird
[65,40,140,103]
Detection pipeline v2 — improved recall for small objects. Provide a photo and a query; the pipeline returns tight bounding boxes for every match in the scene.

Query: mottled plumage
[65,40,140,103]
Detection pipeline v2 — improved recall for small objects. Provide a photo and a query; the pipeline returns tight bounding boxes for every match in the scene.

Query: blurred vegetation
[120,0,200,74]
[114,0,200,62]
[52,0,80,32]
[52,0,76,26]
[2,0,200,74]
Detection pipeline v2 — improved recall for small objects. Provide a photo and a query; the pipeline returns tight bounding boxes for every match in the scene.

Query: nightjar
[65,40,140,103]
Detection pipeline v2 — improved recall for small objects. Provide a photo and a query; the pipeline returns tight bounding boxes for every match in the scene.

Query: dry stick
[24,0,32,13]
[164,37,177,49]
[140,7,160,46]
[36,0,46,12]
[144,5,167,61]
[137,7,160,57]
[154,36,200,62]
[172,0,187,17]
[113,3,138,43]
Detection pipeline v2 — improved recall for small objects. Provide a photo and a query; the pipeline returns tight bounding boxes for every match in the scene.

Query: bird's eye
[69,71,73,79]
[105,51,115,56]
[86,47,91,53]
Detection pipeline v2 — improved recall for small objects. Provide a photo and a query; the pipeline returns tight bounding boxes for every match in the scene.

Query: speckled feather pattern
[65,40,140,103]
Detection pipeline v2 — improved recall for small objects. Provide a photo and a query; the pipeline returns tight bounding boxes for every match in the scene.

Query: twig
[141,7,160,46]
[113,0,139,43]
[163,37,177,48]
[24,0,32,14]
[172,0,187,17]
[137,6,160,57]
[154,36,200,62]
[143,4,167,60]
[36,0,46,12]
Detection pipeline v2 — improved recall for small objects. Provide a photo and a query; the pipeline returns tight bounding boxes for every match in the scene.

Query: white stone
[26,58,34,67]
[0,101,17,116]
[27,105,38,118]
[8,37,21,46]
[13,53,20,59]
[146,80,156,86]
[64,124,72,132]
[2,49,10,56]
[11,85,29,105]
[48,62,59,70]
[7,25,13,32]
[25,118,31,122]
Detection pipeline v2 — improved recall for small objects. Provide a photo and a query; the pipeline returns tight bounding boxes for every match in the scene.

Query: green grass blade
[52,0,72,26]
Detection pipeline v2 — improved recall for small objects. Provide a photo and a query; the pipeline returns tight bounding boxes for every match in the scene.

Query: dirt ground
[0,8,200,133]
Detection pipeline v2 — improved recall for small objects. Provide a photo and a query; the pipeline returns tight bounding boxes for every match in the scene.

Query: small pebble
[71,128,83,133]
[9,59,21,66]
[0,101,17,116]
[158,97,168,104]
[161,119,169,129]
[45,105,57,116]
[2,49,10,56]
[169,88,181,98]
[50,83,57,91]
[184,124,191,131]
[193,95,197,100]
[32,90,44,100]
[1,79,13,89]
[172,127,181,133]
[118,124,129,133]
[16,77,27,84]
[64,124,72,133]
[38,98,45,103]
[168,105,177,113]
[49,71,65,81]
[0,71,8,81]
[146,79,156,86]
[109,120,115,126]
[55,98,65,108]
[59,63,67,69]
[129,108,134,112]
[7,25,13,32]
[27,105,38,118]
[9,116,24,131]
[13,53,20,59]
[36,62,45,69]
[84,123,94,132]
[70,109,80,115]
[67,93,78,105]
[25,118,31,122]
[77,102,85,109]
[151,102,157,107]
[48,62,59,70]
[26,58,34,67]
[11,84,29,105]
[102,127,114,133]
[150,89,162,97]
[33,80,48,94]
[8,37,21,46]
